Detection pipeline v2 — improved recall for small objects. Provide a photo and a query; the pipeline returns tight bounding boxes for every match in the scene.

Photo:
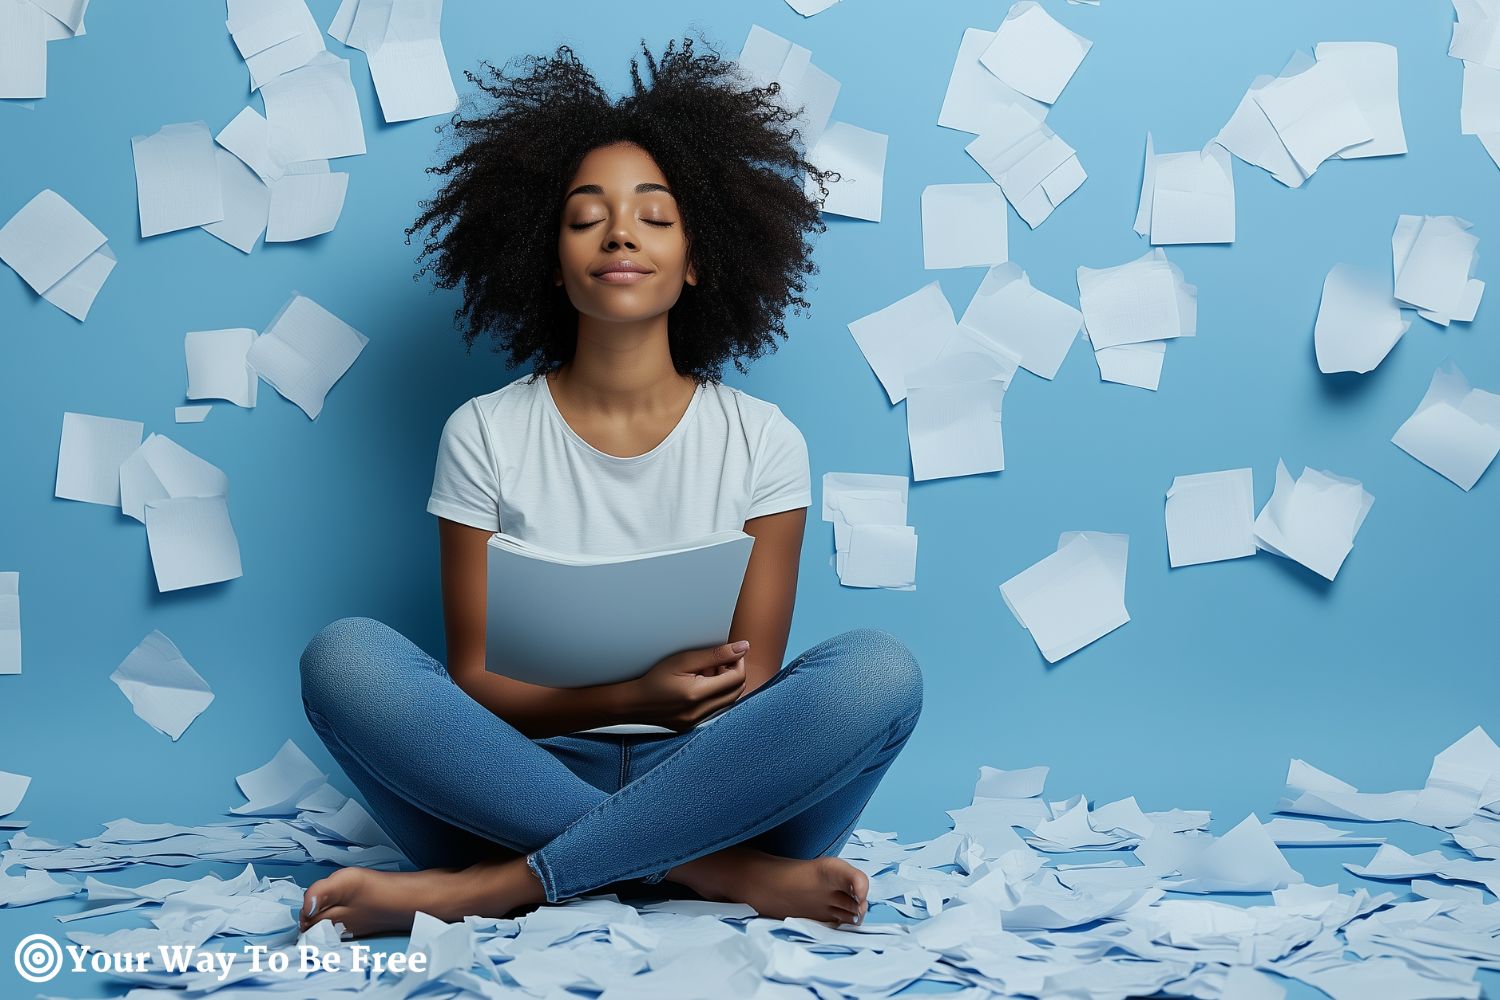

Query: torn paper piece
[1134,135,1235,245]
[1314,263,1413,373]
[1000,531,1129,663]
[216,107,284,184]
[0,0,46,98]
[1165,468,1256,568]
[0,188,106,296]
[144,495,244,592]
[363,0,459,123]
[738,25,841,151]
[841,525,917,590]
[1093,340,1165,390]
[787,0,838,13]
[119,433,230,524]
[1391,361,1500,491]
[1462,61,1500,136]
[1252,460,1373,581]
[39,243,115,321]
[110,630,214,741]
[227,0,325,91]
[261,50,365,162]
[248,292,368,419]
[808,120,886,222]
[904,349,1012,481]
[1077,248,1195,350]
[1344,843,1500,897]
[958,263,1082,380]
[1315,42,1406,158]
[921,183,1008,269]
[975,765,1049,800]
[0,768,30,816]
[1216,71,1309,188]
[938,27,1047,134]
[233,739,329,815]
[1137,815,1303,893]
[1392,214,1485,325]
[54,411,144,507]
[266,171,348,241]
[847,281,959,404]
[1260,818,1385,847]
[186,328,259,408]
[175,406,211,423]
[966,104,1084,228]
[978,1,1091,104]
[202,147,270,254]
[1451,0,1500,69]
[821,472,908,524]
[130,121,225,238]
[1251,51,1374,175]
[0,571,18,675]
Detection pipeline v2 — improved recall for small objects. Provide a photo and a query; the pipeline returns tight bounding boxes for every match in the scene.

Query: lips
[592,260,654,284]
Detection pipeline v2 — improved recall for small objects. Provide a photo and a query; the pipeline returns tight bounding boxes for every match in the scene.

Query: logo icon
[14,934,64,983]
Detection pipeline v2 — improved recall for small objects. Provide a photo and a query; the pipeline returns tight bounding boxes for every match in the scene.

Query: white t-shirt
[426,371,811,555]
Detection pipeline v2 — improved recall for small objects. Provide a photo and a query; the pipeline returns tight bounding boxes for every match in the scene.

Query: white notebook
[485,529,756,736]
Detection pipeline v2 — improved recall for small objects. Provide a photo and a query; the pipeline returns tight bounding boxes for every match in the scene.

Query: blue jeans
[298,618,923,904]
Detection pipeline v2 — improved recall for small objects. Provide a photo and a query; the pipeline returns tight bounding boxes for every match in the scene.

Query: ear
[685,260,698,287]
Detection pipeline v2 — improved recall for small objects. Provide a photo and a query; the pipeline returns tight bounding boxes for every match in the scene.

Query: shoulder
[444,373,542,436]
[704,381,804,445]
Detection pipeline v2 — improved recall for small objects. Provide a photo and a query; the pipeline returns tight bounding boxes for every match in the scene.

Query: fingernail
[308,894,319,916]
[731,640,749,652]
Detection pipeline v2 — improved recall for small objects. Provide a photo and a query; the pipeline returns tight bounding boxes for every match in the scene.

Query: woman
[296,34,923,938]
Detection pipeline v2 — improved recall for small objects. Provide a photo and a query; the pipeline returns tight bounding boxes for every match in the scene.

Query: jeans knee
[300,616,388,711]
[841,627,923,727]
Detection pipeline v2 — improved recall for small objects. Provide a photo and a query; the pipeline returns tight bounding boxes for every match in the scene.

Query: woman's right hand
[619,640,749,732]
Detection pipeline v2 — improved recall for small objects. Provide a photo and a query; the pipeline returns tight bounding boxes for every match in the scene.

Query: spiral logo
[14,933,63,983]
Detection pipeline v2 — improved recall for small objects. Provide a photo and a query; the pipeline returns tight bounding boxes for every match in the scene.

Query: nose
[604,223,638,252]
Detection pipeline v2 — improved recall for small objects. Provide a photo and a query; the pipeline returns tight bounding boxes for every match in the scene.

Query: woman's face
[555,141,697,325]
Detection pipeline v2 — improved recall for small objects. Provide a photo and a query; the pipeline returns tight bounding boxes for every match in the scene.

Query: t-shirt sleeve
[746,406,812,520]
[426,399,502,532]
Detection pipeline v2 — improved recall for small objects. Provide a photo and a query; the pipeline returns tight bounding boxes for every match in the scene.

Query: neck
[552,312,692,413]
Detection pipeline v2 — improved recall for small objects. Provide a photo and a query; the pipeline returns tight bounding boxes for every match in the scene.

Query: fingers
[692,640,749,672]
[695,660,746,702]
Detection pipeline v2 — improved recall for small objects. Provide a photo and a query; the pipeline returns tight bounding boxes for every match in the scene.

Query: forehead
[565,142,672,196]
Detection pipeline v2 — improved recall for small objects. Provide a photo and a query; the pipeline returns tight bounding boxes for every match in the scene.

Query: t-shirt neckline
[538,372,705,465]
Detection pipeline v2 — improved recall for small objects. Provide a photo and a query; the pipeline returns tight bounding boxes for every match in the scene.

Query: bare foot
[298,855,546,938]
[670,846,869,926]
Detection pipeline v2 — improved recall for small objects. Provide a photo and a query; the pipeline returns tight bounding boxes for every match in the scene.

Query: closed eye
[568,220,676,231]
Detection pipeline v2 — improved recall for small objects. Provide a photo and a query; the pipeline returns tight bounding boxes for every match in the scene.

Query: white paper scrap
[144,495,244,592]
[216,107,285,184]
[1000,531,1129,663]
[1252,460,1373,581]
[808,120,887,222]
[247,292,368,419]
[110,630,215,741]
[175,406,212,423]
[848,282,959,405]
[1392,214,1484,325]
[261,50,366,162]
[39,242,116,321]
[1315,42,1406,158]
[966,103,1085,228]
[118,433,230,524]
[738,25,841,152]
[841,524,918,590]
[186,328,260,408]
[1093,340,1166,390]
[202,147,271,253]
[130,121,225,238]
[978,1,1092,104]
[1134,134,1236,245]
[1077,249,1195,350]
[233,739,329,815]
[266,171,349,241]
[1392,361,1500,491]
[921,184,1008,269]
[1165,468,1256,568]
[904,349,1012,481]
[958,263,1082,380]
[0,768,30,816]
[1252,53,1374,175]
[54,411,144,507]
[363,0,459,123]
[1313,263,1412,374]
[938,27,1047,134]
[1216,70,1309,188]
[0,0,46,98]
[0,189,107,297]
[0,571,19,675]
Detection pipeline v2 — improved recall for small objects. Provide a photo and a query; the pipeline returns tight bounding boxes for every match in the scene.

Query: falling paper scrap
[822,472,915,590]
[848,281,960,405]
[978,1,1092,105]
[966,103,1085,228]
[0,188,117,321]
[53,411,144,508]
[0,571,18,675]
[1313,263,1413,374]
[118,432,230,525]
[1451,0,1500,167]
[737,24,841,154]
[1391,361,1500,491]
[0,768,30,817]
[329,0,460,123]
[131,121,226,239]
[109,630,215,741]
[1133,134,1236,245]
[202,145,270,253]
[246,291,368,419]
[1077,248,1196,391]
[1253,460,1373,581]
[938,26,1047,135]
[1392,213,1485,326]
[959,263,1082,380]
[145,494,244,592]
[999,531,1129,663]
[185,328,259,408]
[1164,468,1256,568]
[921,183,1008,269]
[809,120,888,222]
[266,163,350,242]
[905,338,1018,481]
[226,0,327,92]
[175,406,211,423]
[260,50,366,163]
[1250,50,1373,177]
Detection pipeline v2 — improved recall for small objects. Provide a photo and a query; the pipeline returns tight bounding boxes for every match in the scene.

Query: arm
[437,516,636,739]
[728,505,807,697]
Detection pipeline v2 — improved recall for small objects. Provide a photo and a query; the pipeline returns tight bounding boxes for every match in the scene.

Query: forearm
[453,665,636,739]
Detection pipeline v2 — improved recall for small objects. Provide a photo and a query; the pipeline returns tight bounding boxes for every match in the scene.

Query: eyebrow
[563,182,674,202]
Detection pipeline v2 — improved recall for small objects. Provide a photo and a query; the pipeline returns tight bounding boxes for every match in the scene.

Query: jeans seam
[542,708,906,895]
[302,697,533,864]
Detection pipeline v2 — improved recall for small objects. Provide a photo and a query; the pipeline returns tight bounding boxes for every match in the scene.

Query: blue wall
[1,0,1495,893]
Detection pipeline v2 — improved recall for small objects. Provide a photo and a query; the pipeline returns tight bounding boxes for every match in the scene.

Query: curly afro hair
[404,30,838,385]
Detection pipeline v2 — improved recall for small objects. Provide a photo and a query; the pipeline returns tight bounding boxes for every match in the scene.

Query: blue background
[1,0,1496,996]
